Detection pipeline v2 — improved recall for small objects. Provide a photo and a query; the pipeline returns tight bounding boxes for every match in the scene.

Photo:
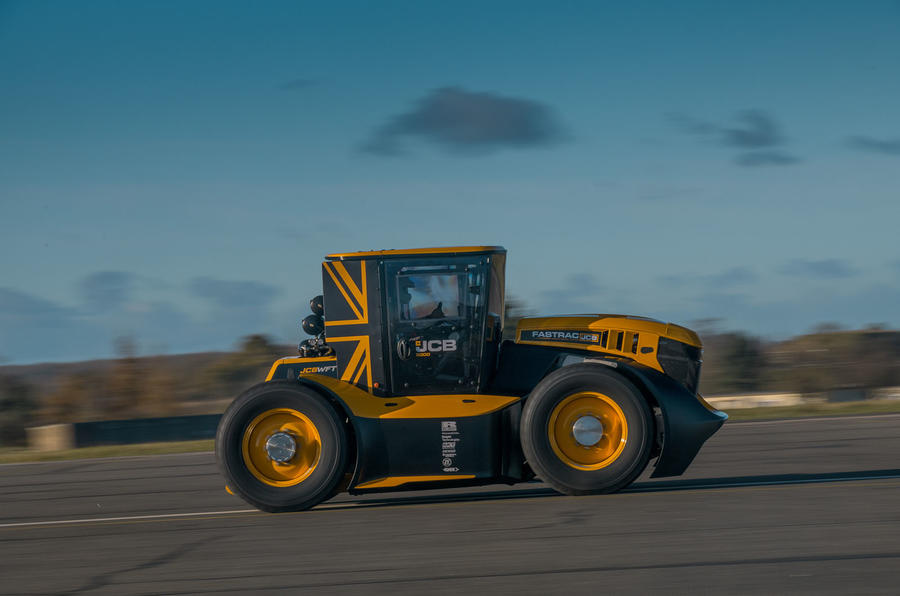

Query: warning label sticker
[440,421,460,472]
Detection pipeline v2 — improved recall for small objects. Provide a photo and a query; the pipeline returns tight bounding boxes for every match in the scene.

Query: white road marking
[0,509,258,528]
[0,450,215,468]
[0,501,371,529]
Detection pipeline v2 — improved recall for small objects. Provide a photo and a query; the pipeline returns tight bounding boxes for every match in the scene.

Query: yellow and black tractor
[216,246,727,512]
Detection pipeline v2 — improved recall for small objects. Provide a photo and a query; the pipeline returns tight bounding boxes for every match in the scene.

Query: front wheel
[216,381,349,512]
[520,364,653,495]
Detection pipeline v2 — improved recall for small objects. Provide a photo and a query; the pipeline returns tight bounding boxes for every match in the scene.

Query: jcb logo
[415,339,457,353]
[300,365,338,375]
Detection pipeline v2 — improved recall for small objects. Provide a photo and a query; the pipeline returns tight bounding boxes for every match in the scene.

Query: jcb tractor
[216,246,726,512]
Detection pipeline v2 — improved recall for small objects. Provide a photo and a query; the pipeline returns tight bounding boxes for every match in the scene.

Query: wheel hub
[572,415,604,447]
[548,392,628,471]
[264,431,297,463]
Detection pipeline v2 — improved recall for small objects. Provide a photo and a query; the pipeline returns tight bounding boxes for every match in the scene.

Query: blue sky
[2,1,899,363]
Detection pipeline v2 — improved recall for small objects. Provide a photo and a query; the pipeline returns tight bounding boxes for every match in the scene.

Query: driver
[400,275,447,320]
[423,301,445,319]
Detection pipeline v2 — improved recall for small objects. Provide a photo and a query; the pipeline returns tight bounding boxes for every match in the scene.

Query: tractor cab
[281,247,506,397]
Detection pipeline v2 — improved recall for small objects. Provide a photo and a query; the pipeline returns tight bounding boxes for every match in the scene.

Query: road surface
[1,414,898,595]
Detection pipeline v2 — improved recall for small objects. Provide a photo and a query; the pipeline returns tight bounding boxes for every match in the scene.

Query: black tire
[520,364,653,496]
[216,381,349,512]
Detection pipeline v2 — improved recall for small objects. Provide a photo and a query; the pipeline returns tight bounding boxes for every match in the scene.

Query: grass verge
[0,439,214,464]
[724,399,900,421]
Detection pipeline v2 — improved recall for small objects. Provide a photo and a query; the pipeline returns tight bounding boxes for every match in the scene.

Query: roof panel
[326,246,506,260]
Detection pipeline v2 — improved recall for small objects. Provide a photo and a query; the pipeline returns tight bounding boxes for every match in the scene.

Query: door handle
[397,338,412,361]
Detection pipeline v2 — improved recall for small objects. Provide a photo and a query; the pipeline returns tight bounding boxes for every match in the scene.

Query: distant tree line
[0,334,286,446]
[1,321,900,446]
[697,323,900,395]
[0,375,37,446]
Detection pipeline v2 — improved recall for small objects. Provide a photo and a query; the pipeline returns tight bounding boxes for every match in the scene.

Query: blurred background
[2,1,899,446]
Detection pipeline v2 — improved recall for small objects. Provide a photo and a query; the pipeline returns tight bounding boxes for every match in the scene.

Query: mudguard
[609,361,727,477]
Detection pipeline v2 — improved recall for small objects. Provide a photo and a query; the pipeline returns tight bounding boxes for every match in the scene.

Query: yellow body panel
[355,475,477,489]
[515,315,701,373]
[296,374,520,419]
[326,246,505,260]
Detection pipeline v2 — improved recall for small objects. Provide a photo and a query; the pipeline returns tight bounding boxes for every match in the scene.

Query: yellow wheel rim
[548,391,628,470]
[241,408,321,487]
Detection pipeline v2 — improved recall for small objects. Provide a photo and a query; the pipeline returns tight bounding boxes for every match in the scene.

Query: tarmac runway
[1,414,898,595]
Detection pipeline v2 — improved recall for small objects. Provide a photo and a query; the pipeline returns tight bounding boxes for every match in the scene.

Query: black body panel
[489,341,565,395]
[294,377,525,493]
[349,415,500,487]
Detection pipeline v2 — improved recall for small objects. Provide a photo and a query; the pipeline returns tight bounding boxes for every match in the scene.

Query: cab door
[384,257,488,395]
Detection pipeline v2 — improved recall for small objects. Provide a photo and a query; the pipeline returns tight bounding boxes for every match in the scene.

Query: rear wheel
[520,364,653,495]
[216,381,348,512]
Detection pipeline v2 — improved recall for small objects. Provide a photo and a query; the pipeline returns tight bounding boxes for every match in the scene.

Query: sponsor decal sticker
[520,330,601,345]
